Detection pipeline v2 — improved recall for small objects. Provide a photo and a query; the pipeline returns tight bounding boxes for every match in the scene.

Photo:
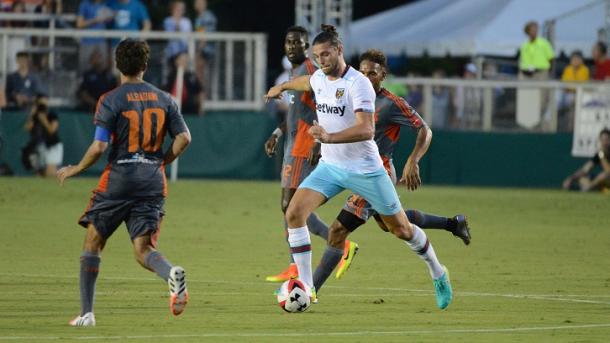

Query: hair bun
[321,24,338,35]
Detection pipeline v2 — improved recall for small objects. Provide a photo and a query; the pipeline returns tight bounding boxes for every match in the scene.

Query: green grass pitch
[0,178,609,342]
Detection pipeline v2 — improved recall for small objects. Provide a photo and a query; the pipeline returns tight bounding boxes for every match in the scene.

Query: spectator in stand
[194,0,217,43]
[193,0,217,92]
[108,0,150,45]
[592,41,610,81]
[519,21,554,80]
[563,128,610,192]
[76,48,118,111]
[5,52,44,110]
[76,0,114,71]
[31,0,63,47]
[106,0,150,72]
[6,1,29,72]
[519,21,554,127]
[163,52,204,115]
[163,0,192,61]
[23,95,62,177]
[559,51,589,131]
[561,50,589,83]
[454,63,482,129]
[405,72,423,113]
[430,69,452,129]
[33,53,52,96]
[6,1,27,27]
[1,1,12,11]
[33,0,63,29]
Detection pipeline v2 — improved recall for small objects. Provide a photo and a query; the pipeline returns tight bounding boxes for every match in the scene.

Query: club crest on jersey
[335,88,345,99]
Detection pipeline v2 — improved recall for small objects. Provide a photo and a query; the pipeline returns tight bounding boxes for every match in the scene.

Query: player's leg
[132,233,173,280]
[313,209,365,293]
[70,195,124,326]
[348,169,453,309]
[372,214,389,231]
[405,209,471,245]
[267,157,334,282]
[378,211,453,309]
[265,188,299,282]
[286,158,330,240]
[334,195,369,279]
[284,162,345,292]
[284,188,327,291]
[132,233,188,316]
[301,178,361,281]
[70,224,106,327]
[127,199,188,316]
[266,158,302,282]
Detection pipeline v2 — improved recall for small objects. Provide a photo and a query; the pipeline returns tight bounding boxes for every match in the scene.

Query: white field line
[1,323,610,341]
[1,273,609,305]
[0,290,433,298]
[1,290,609,304]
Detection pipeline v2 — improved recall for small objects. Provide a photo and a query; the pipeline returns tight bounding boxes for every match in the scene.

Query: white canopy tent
[348,0,605,57]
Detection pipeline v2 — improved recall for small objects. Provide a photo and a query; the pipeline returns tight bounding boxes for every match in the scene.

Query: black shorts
[78,192,165,245]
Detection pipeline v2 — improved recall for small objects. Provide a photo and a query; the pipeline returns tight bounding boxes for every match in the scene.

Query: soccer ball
[276,279,311,313]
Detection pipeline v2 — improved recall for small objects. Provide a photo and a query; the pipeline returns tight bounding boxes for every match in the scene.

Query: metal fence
[394,77,610,133]
[0,23,267,111]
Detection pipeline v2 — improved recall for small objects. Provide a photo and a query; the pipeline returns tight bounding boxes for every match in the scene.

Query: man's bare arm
[57,140,108,186]
[163,130,192,165]
[309,112,374,144]
[265,75,312,101]
[400,125,432,190]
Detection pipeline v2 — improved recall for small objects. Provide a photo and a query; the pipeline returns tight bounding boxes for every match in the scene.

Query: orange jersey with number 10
[93,82,188,198]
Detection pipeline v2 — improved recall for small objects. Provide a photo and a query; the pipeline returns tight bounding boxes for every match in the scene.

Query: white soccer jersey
[309,66,383,173]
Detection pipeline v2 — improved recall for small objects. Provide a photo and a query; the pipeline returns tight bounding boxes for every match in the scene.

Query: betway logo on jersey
[316,103,346,116]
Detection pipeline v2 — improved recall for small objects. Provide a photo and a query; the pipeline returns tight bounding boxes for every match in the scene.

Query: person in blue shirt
[163,1,192,60]
[76,0,114,71]
[108,0,151,32]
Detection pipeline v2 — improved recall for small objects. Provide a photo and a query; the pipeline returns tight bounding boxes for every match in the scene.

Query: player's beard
[287,53,306,66]
[322,59,339,76]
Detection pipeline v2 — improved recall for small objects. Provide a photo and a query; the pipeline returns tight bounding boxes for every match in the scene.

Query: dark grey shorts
[78,192,165,245]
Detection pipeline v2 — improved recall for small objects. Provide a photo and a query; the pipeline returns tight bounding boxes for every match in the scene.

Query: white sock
[287,226,313,289]
[405,224,445,279]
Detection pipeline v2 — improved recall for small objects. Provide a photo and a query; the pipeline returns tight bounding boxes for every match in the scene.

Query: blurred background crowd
[0,0,608,190]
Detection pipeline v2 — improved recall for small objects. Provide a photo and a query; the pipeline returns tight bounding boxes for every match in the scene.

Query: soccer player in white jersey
[265,24,453,309]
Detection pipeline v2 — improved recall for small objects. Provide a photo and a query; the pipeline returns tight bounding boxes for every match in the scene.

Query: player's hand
[308,120,330,143]
[56,165,80,187]
[264,85,284,103]
[264,134,279,157]
[399,158,421,191]
[308,141,321,166]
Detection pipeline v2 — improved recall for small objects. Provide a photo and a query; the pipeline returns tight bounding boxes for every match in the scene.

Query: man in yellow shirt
[519,21,554,80]
[518,21,554,129]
